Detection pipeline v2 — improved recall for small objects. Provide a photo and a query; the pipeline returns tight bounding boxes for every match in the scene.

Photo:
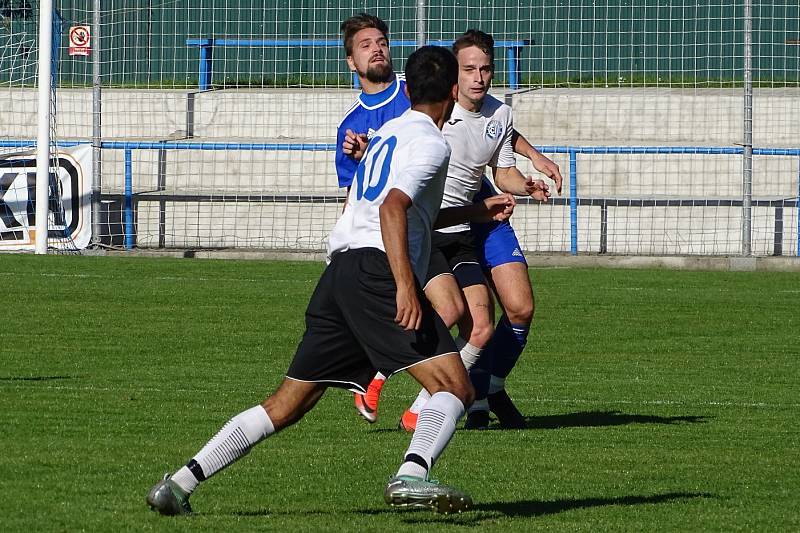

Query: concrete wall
[7,86,795,145]
[2,87,798,255]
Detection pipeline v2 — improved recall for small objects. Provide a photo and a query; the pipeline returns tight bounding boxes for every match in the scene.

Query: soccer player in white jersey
[399,29,556,431]
[465,132,562,429]
[145,46,511,516]
[337,21,562,429]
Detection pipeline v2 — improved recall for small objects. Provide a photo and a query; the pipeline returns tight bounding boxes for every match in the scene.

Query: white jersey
[438,95,515,233]
[327,109,451,282]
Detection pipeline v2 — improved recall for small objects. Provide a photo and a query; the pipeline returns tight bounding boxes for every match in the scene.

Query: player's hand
[395,284,422,331]
[481,193,516,222]
[525,178,551,202]
[342,129,369,161]
[531,153,563,194]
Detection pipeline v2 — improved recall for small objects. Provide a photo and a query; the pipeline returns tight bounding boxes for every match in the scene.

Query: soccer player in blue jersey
[336,14,410,190]
[336,13,410,420]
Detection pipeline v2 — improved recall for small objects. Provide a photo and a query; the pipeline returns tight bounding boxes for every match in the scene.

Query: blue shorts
[472,220,527,271]
[471,176,527,271]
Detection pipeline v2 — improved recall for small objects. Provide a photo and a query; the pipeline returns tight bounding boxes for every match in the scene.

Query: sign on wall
[0,145,92,251]
[68,25,91,57]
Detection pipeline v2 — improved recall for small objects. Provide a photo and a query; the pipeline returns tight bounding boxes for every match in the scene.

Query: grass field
[1,254,798,532]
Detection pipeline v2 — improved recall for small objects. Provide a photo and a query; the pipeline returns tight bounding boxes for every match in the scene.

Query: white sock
[171,405,275,494]
[397,392,465,479]
[488,375,506,395]
[458,340,483,371]
[408,388,431,415]
[469,398,489,413]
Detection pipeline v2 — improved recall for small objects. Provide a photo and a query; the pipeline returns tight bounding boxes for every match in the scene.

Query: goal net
[1,3,81,253]
[5,1,799,256]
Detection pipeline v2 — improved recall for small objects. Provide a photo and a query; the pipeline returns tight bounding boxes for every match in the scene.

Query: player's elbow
[381,189,412,213]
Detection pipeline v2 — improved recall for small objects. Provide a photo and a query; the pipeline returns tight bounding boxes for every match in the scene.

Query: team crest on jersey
[367,127,377,140]
[485,120,503,140]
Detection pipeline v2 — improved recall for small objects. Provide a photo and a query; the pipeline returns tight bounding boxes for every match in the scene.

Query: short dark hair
[340,13,389,56]
[452,29,495,66]
[405,46,458,106]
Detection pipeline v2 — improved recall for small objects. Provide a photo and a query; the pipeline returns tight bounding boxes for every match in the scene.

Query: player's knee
[457,381,475,408]
[434,377,474,408]
[260,400,299,431]
[433,298,464,328]
[506,301,534,325]
[261,387,316,431]
[468,321,494,348]
[426,371,474,408]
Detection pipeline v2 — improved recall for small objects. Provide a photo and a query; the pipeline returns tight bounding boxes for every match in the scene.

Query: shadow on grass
[0,375,76,382]
[517,411,710,430]
[371,411,709,433]
[227,492,715,520]
[355,491,715,523]
[472,491,716,517]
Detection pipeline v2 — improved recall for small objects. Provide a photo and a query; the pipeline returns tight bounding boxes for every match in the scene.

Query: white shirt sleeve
[489,106,516,169]
[392,138,451,202]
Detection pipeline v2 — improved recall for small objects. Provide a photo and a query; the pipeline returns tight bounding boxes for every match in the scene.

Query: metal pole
[742,0,753,256]
[416,0,426,48]
[569,149,578,255]
[124,149,134,249]
[91,0,102,247]
[35,0,54,254]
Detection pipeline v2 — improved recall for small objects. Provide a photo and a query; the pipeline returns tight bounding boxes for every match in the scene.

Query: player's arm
[493,165,551,203]
[335,125,359,189]
[511,129,563,194]
[336,124,369,211]
[379,188,421,331]
[434,193,516,229]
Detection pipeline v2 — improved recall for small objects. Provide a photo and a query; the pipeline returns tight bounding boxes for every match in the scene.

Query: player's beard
[363,62,393,84]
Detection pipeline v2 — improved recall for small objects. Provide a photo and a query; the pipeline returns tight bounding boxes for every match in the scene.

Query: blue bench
[186,38,531,90]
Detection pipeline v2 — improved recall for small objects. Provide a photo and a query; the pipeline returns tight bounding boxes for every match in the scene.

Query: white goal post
[34,0,52,254]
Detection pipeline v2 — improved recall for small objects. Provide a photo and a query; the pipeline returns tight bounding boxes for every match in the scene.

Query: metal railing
[5,140,795,255]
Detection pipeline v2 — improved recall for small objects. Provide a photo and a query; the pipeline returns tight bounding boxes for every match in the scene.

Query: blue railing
[3,140,799,255]
[185,38,530,90]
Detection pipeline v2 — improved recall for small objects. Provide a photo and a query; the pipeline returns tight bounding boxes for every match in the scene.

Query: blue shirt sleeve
[335,123,358,189]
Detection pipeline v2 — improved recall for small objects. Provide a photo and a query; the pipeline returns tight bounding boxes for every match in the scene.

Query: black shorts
[286,248,457,394]
[425,230,486,289]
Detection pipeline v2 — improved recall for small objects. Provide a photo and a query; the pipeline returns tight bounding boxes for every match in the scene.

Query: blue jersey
[335,75,411,188]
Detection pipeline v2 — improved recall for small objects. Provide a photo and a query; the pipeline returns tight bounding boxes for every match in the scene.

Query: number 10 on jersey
[355,136,397,201]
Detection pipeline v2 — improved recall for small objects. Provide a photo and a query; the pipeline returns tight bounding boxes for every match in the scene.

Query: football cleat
[463,409,491,430]
[398,409,418,432]
[488,389,526,429]
[146,474,192,515]
[354,393,377,423]
[384,475,472,514]
[354,376,385,423]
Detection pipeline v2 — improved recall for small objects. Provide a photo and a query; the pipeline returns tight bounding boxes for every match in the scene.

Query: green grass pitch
[1,254,798,531]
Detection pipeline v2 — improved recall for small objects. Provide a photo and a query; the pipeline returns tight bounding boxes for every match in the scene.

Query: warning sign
[68,26,91,57]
